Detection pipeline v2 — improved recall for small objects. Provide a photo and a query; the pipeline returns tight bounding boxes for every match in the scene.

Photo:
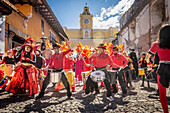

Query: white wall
[135,5,150,39]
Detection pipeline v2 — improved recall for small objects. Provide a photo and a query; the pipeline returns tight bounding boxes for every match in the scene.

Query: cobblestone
[0,78,170,112]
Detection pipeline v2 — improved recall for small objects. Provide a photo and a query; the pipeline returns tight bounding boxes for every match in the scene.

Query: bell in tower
[82,3,91,15]
[80,3,93,39]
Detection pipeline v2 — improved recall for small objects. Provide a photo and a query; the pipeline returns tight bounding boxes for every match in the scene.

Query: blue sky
[47,0,134,29]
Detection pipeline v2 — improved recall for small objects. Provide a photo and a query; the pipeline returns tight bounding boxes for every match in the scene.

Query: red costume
[52,49,72,92]
[84,56,92,72]
[49,49,71,70]
[89,52,113,68]
[82,56,92,89]
[6,44,38,96]
[149,42,170,113]
[111,53,128,68]
[64,55,76,91]
[64,55,74,70]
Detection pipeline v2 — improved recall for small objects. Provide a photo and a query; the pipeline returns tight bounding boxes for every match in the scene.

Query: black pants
[39,69,71,96]
[112,68,127,94]
[133,63,138,77]
[141,69,150,87]
[85,70,112,97]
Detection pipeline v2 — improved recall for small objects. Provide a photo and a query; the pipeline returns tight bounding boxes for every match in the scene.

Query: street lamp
[41,35,47,51]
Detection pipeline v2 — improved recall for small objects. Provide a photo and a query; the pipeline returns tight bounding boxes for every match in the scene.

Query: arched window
[85,31,88,37]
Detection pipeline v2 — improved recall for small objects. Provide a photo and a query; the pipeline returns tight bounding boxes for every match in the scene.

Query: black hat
[112,46,118,51]
[141,52,146,56]
[53,43,61,49]
[129,48,135,51]
[98,44,106,49]
[36,49,41,53]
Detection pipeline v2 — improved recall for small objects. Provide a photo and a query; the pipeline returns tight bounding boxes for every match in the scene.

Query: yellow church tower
[80,4,93,39]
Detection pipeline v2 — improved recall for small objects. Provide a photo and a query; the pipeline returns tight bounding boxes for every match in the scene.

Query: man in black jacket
[129,49,138,78]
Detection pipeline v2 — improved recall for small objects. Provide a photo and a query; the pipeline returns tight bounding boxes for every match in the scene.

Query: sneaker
[82,93,89,98]
[107,96,114,101]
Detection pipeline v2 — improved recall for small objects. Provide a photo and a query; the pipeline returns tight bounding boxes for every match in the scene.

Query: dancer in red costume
[64,50,76,91]
[6,44,38,97]
[147,25,170,113]
[81,47,92,89]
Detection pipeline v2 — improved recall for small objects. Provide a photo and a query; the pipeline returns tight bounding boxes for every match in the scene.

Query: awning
[0,0,27,18]
[0,0,18,15]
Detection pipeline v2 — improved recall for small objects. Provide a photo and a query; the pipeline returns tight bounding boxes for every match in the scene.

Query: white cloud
[93,0,135,29]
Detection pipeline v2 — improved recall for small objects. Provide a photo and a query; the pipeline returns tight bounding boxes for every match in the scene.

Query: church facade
[63,6,119,49]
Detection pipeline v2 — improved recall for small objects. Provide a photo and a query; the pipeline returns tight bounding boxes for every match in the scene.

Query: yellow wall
[70,39,114,49]
[5,4,60,43]
[65,28,119,39]
[93,30,109,39]
[65,29,81,39]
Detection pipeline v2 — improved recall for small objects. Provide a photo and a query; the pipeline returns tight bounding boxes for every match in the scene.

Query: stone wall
[118,0,169,58]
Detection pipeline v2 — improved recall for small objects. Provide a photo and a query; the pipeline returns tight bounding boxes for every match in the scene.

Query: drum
[147,68,152,71]
[108,70,117,84]
[66,71,73,85]
[82,71,91,84]
[138,68,145,76]
[90,70,105,83]
[50,70,62,83]
[60,71,74,86]
[146,70,155,81]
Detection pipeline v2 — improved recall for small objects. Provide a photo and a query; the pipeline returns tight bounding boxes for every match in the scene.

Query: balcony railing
[119,0,150,29]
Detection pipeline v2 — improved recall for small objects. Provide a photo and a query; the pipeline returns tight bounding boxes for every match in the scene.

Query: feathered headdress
[25,37,33,43]
[76,42,83,53]
[45,40,52,48]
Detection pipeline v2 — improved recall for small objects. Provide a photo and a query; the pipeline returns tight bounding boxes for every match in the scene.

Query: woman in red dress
[147,25,170,113]
[6,44,38,97]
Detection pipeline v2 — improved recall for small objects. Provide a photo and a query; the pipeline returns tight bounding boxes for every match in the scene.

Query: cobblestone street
[0,78,170,113]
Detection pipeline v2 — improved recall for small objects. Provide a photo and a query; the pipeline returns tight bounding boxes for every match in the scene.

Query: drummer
[36,37,72,99]
[111,47,128,96]
[123,51,134,89]
[54,50,76,92]
[138,52,149,87]
[64,50,75,92]
[82,44,114,101]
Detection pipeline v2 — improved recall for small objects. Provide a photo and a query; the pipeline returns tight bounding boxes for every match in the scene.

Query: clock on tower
[80,4,93,38]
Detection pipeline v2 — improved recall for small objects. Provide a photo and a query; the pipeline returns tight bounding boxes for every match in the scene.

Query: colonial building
[118,0,170,57]
[0,0,68,53]
[0,0,19,53]
[63,6,119,49]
